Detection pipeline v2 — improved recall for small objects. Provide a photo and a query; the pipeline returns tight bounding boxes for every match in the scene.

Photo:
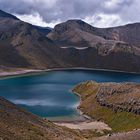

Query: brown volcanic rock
[47,20,140,72]
[47,20,105,47]
[73,81,140,116]
[93,23,140,48]
[48,20,140,50]
[53,20,140,49]
[96,83,140,115]
[0,11,67,69]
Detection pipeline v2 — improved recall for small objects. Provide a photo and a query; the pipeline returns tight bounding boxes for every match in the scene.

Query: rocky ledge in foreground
[72,81,140,132]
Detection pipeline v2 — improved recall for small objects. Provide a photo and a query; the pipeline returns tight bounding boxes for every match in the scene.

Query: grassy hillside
[72,81,140,132]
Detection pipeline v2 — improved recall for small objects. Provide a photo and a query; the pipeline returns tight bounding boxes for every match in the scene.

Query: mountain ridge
[0,9,140,73]
[0,10,19,20]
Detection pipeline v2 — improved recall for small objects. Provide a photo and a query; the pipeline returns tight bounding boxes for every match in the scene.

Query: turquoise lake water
[0,69,140,118]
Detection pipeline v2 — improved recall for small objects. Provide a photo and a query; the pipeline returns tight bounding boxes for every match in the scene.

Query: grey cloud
[0,0,106,22]
[102,0,133,14]
[0,0,139,27]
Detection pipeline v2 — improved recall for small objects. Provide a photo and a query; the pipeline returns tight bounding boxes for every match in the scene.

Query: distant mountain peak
[0,9,18,20]
[53,19,95,35]
[66,19,85,23]
[62,19,92,27]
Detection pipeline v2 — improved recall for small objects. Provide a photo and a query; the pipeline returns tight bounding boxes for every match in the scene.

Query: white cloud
[84,13,127,28]
[104,0,122,9]
[15,13,60,27]
[0,0,139,28]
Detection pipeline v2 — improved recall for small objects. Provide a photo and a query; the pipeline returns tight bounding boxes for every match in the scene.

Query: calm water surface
[0,69,140,118]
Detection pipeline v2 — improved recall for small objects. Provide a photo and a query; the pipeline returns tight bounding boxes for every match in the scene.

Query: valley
[0,70,140,139]
[0,9,140,140]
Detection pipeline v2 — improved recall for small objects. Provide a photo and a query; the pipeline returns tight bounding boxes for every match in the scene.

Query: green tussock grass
[73,81,140,132]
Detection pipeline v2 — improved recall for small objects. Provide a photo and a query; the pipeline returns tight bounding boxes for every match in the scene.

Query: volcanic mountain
[0,10,64,69]
[48,19,140,48]
[0,10,140,72]
[47,20,140,72]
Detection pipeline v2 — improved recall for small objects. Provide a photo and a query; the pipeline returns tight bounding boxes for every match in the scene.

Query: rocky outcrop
[96,83,140,115]
[72,81,140,133]
[93,23,140,48]
[74,81,140,115]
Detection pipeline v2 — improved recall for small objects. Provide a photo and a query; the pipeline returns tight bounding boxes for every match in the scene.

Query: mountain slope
[49,19,140,48]
[47,20,140,72]
[0,10,140,72]
[0,97,84,140]
[0,10,18,20]
[47,20,105,47]
[93,23,140,48]
[0,10,67,69]
[32,25,52,35]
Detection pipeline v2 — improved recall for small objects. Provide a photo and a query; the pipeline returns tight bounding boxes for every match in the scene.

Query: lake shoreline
[43,89,92,123]
[0,67,112,129]
[46,67,140,74]
[52,89,112,131]
[0,67,139,122]
[0,68,139,119]
[0,67,139,131]
[0,67,93,123]
[0,69,43,79]
[0,67,139,79]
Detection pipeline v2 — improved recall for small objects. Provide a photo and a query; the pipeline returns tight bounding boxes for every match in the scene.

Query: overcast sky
[0,0,140,28]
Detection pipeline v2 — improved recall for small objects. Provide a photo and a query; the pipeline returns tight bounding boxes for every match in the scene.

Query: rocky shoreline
[0,68,43,78]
